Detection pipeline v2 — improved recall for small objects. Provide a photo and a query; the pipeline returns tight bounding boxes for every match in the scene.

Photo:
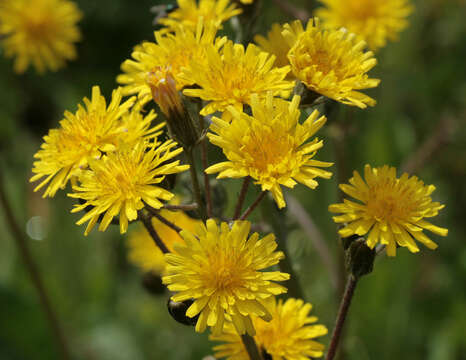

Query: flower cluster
[26,0,450,358]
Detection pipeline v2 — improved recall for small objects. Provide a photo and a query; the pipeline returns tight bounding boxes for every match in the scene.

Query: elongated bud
[146,67,200,150]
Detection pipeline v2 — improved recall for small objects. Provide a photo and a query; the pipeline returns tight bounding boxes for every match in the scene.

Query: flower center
[241,125,295,177]
[366,183,416,223]
[201,249,247,292]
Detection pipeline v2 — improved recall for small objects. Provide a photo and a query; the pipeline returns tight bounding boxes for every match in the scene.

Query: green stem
[185,148,207,221]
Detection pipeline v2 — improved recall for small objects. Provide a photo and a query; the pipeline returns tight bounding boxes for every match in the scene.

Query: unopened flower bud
[167,298,198,326]
[345,237,376,279]
[146,67,200,150]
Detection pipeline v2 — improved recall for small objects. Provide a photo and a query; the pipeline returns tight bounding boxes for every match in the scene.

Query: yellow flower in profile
[127,208,201,275]
[30,86,138,198]
[68,140,189,235]
[254,21,304,69]
[315,0,413,50]
[283,18,380,109]
[206,93,333,208]
[158,0,241,32]
[182,41,294,115]
[329,165,448,256]
[163,219,290,335]
[211,297,328,360]
[0,0,82,73]
[116,21,226,103]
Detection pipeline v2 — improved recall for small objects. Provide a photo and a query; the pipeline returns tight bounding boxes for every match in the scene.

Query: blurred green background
[0,0,465,359]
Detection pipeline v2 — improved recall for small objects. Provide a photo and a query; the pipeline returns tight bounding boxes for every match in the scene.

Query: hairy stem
[233,177,251,220]
[326,275,358,360]
[0,174,72,360]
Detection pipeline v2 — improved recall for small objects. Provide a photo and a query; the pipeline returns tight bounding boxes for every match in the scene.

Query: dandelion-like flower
[68,141,189,235]
[211,297,328,360]
[163,219,290,335]
[127,208,200,274]
[0,0,82,73]
[30,86,138,197]
[158,0,241,32]
[329,164,448,256]
[315,0,413,50]
[206,93,333,208]
[283,18,380,109]
[116,21,225,103]
[182,41,294,115]
[254,21,304,69]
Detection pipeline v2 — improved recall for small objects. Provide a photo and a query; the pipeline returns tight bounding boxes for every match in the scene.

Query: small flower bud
[146,66,200,150]
[167,298,198,326]
[345,237,376,279]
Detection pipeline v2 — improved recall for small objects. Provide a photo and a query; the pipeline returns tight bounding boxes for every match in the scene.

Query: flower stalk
[325,275,358,360]
[241,334,263,360]
[240,191,267,220]
[233,177,251,220]
[185,149,207,221]
[139,211,169,254]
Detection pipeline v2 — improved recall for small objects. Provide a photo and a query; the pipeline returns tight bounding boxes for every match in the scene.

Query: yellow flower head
[162,219,290,335]
[116,21,225,103]
[283,18,380,109]
[30,86,141,198]
[329,165,448,256]
[0,0,82,73]
[211,297,328,360]
[127,208,201,275]
[254,21,304,69]
[315,0,413,50]
[158,0,241,32]
[182,41,294,115]
[206,93,333,208]
[68,141,189,235]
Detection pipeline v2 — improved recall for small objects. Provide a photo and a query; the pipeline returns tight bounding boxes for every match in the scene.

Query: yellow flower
[0,0,82,73]
[182,41,294,115]
[127,208,201,275]
[206,93,333,208]
[283,18,380,109]
[30,86,139,198]
[158,0,241,32]
[315,0,413,50]
[329,165,448,256]
[211,297,328,360]
[162,219,290,335]
[116,21,226,103]
[254,21,304,69]
[68,140,189,235]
